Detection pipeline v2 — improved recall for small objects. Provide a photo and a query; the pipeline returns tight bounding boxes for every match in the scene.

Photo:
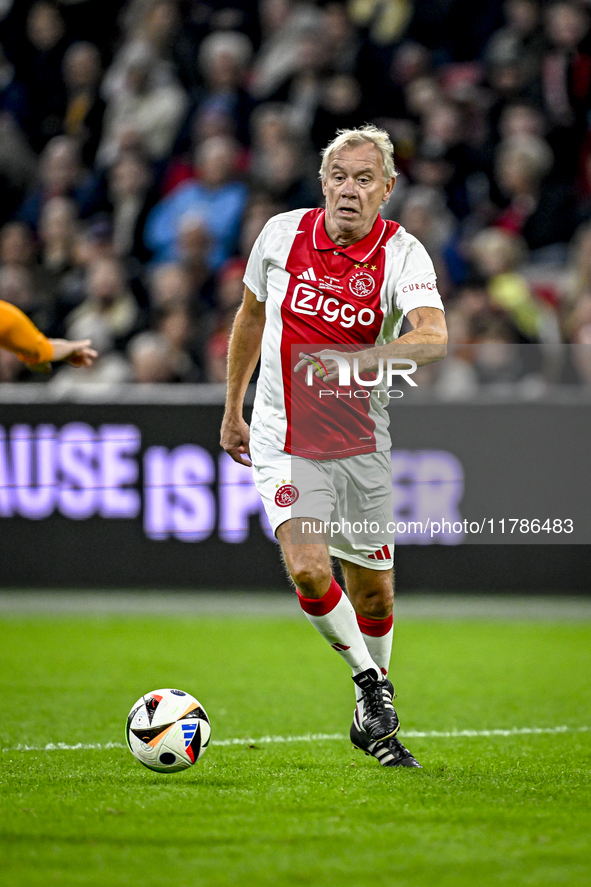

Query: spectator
[17,135,103,230]
[0,112,38,225]
[119,0,180,65]
[484,0,544,85]
[239,193,285,258]
[469,227,546,341]
[249,0,322,102]
[404,73,442,123]
[20,1,69,150]
[147,262,192,312]
[102,0,181,101]
[0,221,35,270]
[146,262,210,377]
[249,102,319,206]
[204,257,245,382]
[106,149,157,263]
[64,255,143,353]
[176,216,216,312]
[249,102,293,163]
[175,30,255,152]
[263,28,327,133]
[492,133,577,252]
[31,195,80,334]
[534,1,591,176]
[563,223,591,304]
[498,101,548,142]
[38,196,78,275]
[127,330,180,383]
[98,42,188,167]
[349,0,412,48]
[144,135,248,269]
[415,100,479,220]
[322,3,360,74]
[0,265,36,314]
[398,186,455,297]
[156,304,201,380]
[0,45,29,133]
[249,139,319,211]
[310,74,364,153]
[46,217,114,328]
[61,41,105,167]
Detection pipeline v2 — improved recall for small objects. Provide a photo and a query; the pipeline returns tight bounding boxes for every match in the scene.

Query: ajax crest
[348,271,375,298]
[275,483,299,507]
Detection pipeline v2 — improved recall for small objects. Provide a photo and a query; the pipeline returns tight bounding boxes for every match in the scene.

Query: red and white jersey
[244,207,444,459]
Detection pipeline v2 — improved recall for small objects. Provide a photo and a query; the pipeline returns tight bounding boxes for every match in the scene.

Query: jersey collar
[311,210,388,263]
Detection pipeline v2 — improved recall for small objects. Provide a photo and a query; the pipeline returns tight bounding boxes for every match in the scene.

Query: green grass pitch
[1,603,590,886]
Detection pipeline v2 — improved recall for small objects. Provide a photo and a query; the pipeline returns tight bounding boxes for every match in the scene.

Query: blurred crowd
[1,0,591,388]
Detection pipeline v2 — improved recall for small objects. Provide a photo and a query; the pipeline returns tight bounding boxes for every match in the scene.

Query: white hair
[319,124,398,183]
[128,331,171,361]
[496,134,554,179]
[199,31,253,73]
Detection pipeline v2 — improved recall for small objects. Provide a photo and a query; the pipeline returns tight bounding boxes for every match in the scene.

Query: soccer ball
[126,688,211,773]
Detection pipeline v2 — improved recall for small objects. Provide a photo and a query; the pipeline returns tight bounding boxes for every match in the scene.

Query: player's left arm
[296,306,447,381]
[360,305,448,371]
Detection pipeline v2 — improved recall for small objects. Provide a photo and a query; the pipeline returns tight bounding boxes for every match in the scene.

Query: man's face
[322,142,395,245]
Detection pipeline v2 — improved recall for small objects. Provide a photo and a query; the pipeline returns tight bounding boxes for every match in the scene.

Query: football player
[221,126,447,767]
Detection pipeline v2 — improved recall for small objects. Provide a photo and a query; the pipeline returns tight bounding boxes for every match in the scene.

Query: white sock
[297,577,380,677]
[356,614,394,678]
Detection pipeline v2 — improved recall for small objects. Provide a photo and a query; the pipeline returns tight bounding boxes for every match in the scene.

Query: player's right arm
[0,299,55,365]
[0,300,97,370]
[220,285,266,466]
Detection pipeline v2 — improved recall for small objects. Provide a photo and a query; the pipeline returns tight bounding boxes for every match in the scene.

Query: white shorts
[250,436,394,570]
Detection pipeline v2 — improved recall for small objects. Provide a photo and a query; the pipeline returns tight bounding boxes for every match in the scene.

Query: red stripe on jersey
[381,544,391,559]
[281,209,400,459]
[357,613,394,637]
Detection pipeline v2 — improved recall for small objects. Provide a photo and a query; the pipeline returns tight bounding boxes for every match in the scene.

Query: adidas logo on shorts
[368,545,391,561]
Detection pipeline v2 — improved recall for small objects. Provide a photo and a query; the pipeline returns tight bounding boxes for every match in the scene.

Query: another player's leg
[276,519,399,741]
[342,561,421,768]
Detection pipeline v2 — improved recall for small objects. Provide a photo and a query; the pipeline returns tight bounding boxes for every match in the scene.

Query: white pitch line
[2,725,589,753]
[214,725,591,745]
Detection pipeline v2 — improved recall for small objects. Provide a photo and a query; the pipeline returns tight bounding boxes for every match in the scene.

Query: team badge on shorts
[348,271,376,298]
[274,483,299,507]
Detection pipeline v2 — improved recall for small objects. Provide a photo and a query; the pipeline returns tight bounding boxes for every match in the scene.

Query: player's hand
[294,350,353,383]
[220,415,252,466]
[49,339,98,367]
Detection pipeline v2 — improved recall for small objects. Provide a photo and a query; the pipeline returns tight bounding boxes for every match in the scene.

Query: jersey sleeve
[243,225,269,302]
[0,300,54,364]
[394,238,444,316]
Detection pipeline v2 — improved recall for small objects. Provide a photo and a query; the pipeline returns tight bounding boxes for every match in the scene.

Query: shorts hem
[328,546,394,570]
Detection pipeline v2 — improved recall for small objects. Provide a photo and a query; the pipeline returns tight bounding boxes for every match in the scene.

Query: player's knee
[358,584,393,619]
[289,561,332,598]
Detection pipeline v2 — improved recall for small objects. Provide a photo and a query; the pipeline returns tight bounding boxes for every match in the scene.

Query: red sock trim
[297,576,342,616]
[356,613,393,637]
